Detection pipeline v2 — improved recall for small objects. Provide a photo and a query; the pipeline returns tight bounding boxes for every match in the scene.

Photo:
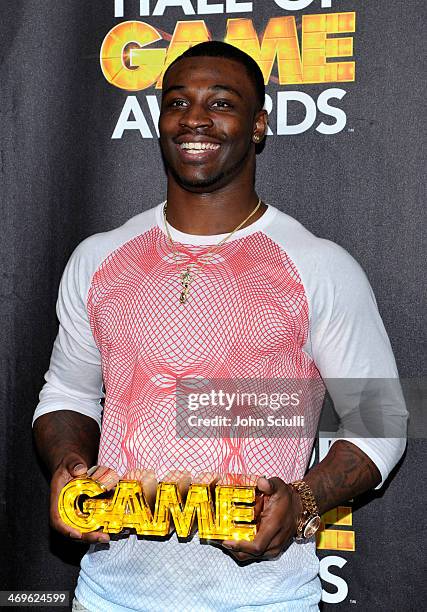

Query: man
[33,42,407,611]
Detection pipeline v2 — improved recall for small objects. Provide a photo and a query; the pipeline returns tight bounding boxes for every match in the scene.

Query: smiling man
[33,42,407,611]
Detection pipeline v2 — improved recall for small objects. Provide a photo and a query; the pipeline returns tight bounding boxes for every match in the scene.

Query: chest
[88,231,309,363]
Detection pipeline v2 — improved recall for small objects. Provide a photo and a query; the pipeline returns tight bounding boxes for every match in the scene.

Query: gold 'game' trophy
[58,469,260,541]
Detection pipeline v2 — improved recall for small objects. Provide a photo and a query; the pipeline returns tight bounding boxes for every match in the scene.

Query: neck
[164,181,266,236]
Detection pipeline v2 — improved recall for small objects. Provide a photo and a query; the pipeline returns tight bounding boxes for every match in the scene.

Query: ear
[252,109,268,143]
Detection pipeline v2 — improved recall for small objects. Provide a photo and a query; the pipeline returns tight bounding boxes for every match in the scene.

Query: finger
[223,530,285,562]
[89,466,120,491]
[227,545,283,562]
[222,508,282,556]
[139,469,158,512]
[80,530,110,544]
[224,548,260,562]
[86,465,107,482]
[254,530,288,559]
[50,492,82,540]
[163,469,192,496]
[176,471,192,500]
[253,490,264,522]
[123,468,143,480]
[49,477,86,540]
[65,529,110,544]
[50,469,74,532]
[87,465,109,481]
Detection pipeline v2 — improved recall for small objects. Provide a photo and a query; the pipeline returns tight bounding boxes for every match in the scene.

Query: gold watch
[290,480,321,540]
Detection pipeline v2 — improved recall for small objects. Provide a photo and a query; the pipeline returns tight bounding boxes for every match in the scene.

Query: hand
[50,455,118,544]
[221,477,303,562]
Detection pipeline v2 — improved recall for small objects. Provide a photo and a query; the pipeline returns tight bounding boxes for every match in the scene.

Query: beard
[169,166,226,190]
[164,141,252,192]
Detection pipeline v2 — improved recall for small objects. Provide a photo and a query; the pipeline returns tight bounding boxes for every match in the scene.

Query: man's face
[159,56,266,192]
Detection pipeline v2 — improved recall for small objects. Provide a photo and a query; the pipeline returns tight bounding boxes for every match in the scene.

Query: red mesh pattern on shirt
[87,227,323,480]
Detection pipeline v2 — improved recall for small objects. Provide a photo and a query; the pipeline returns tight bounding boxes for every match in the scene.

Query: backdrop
[1,0,425,609]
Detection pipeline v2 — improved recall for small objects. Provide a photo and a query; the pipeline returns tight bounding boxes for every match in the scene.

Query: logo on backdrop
[100,0,356,139]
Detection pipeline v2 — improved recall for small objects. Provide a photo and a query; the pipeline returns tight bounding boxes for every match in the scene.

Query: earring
[253,134,261,143]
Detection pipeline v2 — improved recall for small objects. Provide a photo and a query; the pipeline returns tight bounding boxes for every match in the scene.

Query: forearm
[33,410,100,474]
[304,440,381,515]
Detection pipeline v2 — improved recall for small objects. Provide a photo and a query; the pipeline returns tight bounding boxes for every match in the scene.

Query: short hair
[162,41,265,111]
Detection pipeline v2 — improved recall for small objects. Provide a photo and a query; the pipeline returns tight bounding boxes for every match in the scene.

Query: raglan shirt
[33,203,407,612]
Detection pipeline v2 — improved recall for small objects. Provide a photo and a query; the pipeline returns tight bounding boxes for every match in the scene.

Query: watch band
[290,480,321,540]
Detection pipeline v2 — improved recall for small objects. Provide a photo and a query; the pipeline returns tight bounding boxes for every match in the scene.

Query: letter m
[155,483,215,537]
[225,17,303,85]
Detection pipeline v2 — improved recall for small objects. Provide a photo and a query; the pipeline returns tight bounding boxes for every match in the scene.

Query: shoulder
[69,205,159,276]
[74,205,158,263]
[264,206,369,289]
[60,205,160,298]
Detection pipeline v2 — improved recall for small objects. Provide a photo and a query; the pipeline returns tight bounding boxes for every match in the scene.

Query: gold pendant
[181,268,192,285]
[180,268,192,304]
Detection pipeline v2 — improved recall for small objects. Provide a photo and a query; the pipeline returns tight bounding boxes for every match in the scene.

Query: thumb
[66,456,88,477]
[256,476,277,496]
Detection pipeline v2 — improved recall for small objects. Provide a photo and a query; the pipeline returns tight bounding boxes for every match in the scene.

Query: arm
[33,240,108,542]
[304,439,380,515]
[34,410,100,476]
[222,244,406,561]
[33,410,110,543]
[222,441,380,560]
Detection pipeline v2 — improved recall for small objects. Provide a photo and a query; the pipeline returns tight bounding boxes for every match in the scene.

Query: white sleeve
[32,241,104,428]
[307,242,408,487]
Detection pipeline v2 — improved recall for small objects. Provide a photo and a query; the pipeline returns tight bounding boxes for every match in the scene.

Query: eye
[211,100,233,109]
[169,99,189,108]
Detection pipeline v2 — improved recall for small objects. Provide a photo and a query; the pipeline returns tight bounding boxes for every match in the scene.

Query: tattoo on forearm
[305,440,381,514]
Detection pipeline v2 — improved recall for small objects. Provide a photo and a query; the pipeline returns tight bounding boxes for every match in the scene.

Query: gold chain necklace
[164,198,262,304]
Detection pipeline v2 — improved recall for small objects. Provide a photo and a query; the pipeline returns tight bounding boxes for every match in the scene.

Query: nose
[179,104,214,130]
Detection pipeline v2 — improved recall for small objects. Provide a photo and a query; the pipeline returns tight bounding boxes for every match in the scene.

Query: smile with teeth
[179,142,221,154]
